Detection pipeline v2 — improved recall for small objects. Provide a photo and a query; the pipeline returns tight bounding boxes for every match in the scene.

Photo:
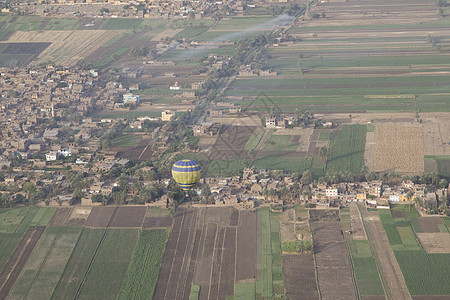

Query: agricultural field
[1,30,124,66]
[377,206,450,296]
[310,210,357,299]
[153,206,291,300]
[222,0,450,115]
[340,206,385,297]
[7,226,83,300]
[327,124,367,173]
[373,124,424,174]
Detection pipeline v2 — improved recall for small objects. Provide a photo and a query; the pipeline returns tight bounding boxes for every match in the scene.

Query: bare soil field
[310,210,357,300]
[109,206,146,227]
[282,254,319,300]
[280,208,297,242]
[373,123,424,174]
[2,30,123,66]
[417,217,443,233]
[48,207,72,226]
[349,202,366,240]
[84,206,116,227]
[143,207,172,228]
[0,226,45,299]
[423,123,450,156]
[209,125,256,159]
[416,233,450,254]
[1,42,50,55]
[151,29,183,41]
[154,207,254,300]
[65,206,91,226]
[236,210,256,281]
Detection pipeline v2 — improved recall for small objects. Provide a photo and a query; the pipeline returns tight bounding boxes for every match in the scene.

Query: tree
[23,182,36,202]
[300,170,312,185]
[437,0,447,7]
[439,178,448,189]
[318,146,328,164]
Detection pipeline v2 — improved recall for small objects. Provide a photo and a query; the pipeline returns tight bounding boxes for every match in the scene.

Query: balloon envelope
[172,159,202,192]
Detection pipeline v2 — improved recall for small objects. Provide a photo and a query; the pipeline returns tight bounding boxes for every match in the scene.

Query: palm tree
[318,146,328,165]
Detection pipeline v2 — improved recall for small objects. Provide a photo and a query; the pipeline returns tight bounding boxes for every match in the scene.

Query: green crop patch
[9,226,83,300]
[232,282,256,300]
[397,226,418,245]
[99,18,143,30]
[327,125,367,173]
[118,229,169,300]
[52,228,106,299]
[76,229,139,299]
[352,257,384,295]
[30,207,57,227]
[111,134,142,148]
[318,131,331,141]
[394,250,450,295]
[245,128,264,151]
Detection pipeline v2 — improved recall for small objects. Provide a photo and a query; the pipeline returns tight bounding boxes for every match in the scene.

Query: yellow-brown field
[1,30,123,66]
[373,123,424,174]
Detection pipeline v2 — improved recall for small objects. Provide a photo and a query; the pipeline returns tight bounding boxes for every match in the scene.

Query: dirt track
[360,208,411,300]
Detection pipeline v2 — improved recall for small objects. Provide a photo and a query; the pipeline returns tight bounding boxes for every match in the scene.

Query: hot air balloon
[171,159,202,193]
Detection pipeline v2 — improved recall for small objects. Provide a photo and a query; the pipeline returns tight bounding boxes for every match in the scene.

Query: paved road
[360,207,411,300]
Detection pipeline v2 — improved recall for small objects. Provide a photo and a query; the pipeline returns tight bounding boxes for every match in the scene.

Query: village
[0,69,446,217]
[5,0,277,20]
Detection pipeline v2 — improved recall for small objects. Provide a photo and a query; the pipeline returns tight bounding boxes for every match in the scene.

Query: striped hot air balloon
[171,159,202,192]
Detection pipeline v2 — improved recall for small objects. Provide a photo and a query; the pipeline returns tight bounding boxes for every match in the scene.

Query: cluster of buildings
[12,0,277,19]
[194,169,448,212]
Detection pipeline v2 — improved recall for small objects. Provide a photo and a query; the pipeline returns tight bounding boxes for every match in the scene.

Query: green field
[0,207,40,271]
[327,124,367,173]
[8,226,82,300]
[378,210,402,245]
[118,229,169,300]
[253,156,313,173]
[99,18,143,30]
[76,229,138,299]
[343,209,384,297]
[245,128,264,151]
[51,228,106,299]
[111,134,142,148]
[263,135,298,152]
[255,208,285,299]
[318,131,331,141]
[44,18,82,30]
[0,207,29,233]
[394,251,450,295]
[30,207,57,227]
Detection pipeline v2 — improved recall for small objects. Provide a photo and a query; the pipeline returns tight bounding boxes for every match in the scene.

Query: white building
[46,151,58,161]
[123,93,140,104]
[326,188,338,198]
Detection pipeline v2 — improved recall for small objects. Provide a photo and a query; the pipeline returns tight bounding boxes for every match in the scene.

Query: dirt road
[360,207,411,300]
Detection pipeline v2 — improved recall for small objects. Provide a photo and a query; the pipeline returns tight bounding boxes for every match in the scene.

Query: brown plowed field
[236,210,256,281]
[154,207,242,300]
[282,254,319,300]
[49,207,72,226]
[109,206,146,227]
[84,207,116,227]
[310,210,357,300]
[209,125,256,160]
[0,226,45,299]
[417,217,443,233]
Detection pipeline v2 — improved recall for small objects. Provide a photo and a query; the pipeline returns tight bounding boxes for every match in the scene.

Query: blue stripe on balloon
[174,159,200,167]
[172,166,202,172]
